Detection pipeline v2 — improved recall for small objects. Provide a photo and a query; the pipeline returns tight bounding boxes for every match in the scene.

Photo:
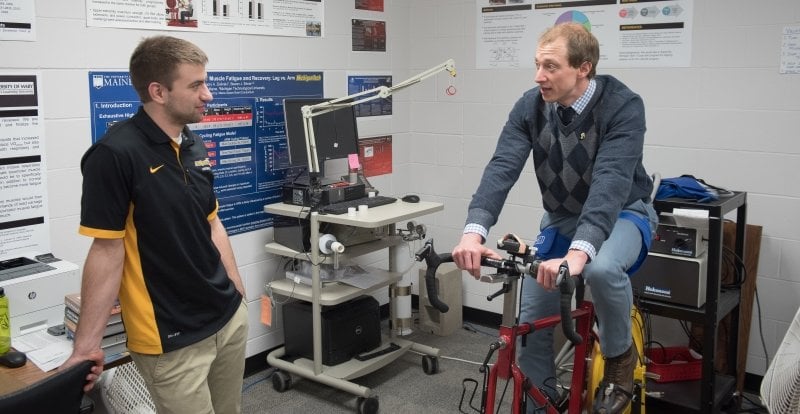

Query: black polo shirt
[79,107,240,354]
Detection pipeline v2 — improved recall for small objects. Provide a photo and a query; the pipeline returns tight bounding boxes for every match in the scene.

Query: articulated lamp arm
[300,59,456,186]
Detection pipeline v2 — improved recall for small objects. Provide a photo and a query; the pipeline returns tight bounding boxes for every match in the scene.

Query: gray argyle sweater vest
[533,99,600,215]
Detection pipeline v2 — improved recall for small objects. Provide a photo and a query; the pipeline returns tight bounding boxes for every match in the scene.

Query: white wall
[405,0,800,377]
[2,0,413,358]
[3,0,798,377]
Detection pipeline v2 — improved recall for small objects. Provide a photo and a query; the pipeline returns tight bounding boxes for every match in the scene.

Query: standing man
[62,36,248,414]
[452,23,657,414]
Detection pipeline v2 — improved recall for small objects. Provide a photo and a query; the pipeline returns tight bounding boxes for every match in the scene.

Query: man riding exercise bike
[417,235,647,414]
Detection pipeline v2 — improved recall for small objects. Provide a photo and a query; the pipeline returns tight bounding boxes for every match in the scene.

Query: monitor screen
[283,97,360,178]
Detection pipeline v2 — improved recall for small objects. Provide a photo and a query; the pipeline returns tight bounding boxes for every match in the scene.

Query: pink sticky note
[348,153,360,170]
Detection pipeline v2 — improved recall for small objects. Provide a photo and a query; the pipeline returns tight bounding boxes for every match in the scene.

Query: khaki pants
[130,301,248,414]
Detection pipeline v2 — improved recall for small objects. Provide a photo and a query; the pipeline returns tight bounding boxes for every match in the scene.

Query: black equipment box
[282,295,381,366]
[273,214,329,252]
[273,214,389,252]
[631,252,708,307]
[282,182,365,207]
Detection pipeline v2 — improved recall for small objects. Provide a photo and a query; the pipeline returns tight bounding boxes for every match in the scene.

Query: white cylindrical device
[391,246,414,336]
[318,233,345,254]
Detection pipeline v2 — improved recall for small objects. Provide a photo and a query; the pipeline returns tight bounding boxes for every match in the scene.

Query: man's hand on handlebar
[452,233,588,290]
[452,233,503,279]
[536,249,588,290]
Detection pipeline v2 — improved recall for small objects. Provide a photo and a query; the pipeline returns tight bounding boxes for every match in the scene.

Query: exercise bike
[415,235,646,414]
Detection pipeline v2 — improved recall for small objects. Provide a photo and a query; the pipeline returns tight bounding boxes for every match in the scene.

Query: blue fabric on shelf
[655,175,719,202]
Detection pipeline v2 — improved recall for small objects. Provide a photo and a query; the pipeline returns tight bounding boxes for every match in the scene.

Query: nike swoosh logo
[149,165,165,174]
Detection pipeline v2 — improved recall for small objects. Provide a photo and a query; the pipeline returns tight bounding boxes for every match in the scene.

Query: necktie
[557,106,576,125]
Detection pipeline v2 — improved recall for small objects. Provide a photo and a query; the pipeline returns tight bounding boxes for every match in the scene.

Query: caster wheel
[422,355,439,375]
[357,396,379,414]
[271,370,292,392]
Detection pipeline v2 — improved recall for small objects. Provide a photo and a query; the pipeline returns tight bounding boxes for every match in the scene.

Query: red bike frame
[483,301,596,414]
[415,237,600,414]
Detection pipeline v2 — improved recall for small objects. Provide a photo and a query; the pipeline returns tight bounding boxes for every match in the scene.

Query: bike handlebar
[414,240,452,314]
[414,238,584,345]
[557,265,582,345]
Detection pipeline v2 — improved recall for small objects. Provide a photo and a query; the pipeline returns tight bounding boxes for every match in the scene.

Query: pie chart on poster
[555,10,592,32]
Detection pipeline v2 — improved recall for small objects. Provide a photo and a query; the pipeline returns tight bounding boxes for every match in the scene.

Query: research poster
[355,0,384,12]
[86,0,324,37]
[0,73,49,257]
[88,71,323,235]
[352,19,386,51]
[476,0,693,68]
[347,74,392,118]
[781,26,800,74]
[359,135,392,177]
[0,0,35,41]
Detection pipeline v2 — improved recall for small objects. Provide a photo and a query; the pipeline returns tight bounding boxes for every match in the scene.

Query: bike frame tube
[483,301,596,414]
[567,302,594,414]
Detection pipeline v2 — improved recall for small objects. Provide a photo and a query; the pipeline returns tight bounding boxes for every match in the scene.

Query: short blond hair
[539,23,599,78]
[129,36,208,103]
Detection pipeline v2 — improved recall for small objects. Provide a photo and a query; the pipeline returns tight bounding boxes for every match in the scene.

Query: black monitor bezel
[282,97,360,177]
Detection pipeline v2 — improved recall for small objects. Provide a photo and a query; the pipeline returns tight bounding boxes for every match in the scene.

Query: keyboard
[320,195,398,215]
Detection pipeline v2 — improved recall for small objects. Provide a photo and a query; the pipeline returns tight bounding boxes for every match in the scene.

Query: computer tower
[282,295,381,366]
[418,263,463,336]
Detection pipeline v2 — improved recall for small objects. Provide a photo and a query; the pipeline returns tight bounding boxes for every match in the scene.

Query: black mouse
[0,350,27,368]
[401,194,420,203]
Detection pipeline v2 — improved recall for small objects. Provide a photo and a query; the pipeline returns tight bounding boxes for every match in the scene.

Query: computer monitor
[283,97,360,181]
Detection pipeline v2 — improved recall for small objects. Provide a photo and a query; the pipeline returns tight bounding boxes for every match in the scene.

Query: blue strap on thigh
[533,211,652,275]
[532,227,571,260]
[618,211,653,276]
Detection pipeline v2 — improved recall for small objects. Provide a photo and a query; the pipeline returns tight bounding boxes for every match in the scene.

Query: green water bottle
[0,287,10,354]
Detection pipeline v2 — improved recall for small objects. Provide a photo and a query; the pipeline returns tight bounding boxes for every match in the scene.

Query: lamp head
[445,59,457,77]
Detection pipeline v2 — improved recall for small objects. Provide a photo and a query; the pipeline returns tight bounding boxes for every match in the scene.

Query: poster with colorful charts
[476,0,693,69]
[531,2,618,66]
[555,9,592,32]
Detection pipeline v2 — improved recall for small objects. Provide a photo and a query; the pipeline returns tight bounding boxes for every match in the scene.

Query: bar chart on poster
[86,0,324,37]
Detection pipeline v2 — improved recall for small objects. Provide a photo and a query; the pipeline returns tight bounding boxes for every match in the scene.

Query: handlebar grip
[423,253,452,313]
[480,257,504,269]
[415,239,452,314]
[557,263,583,345]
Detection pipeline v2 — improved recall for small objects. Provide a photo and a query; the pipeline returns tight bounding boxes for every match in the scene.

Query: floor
[82,318,770,414]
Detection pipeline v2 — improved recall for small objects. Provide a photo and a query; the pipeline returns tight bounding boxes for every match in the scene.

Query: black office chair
[0,360,94,413]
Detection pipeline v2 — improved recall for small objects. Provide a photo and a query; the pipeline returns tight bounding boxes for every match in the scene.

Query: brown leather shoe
[592,345,637,414]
